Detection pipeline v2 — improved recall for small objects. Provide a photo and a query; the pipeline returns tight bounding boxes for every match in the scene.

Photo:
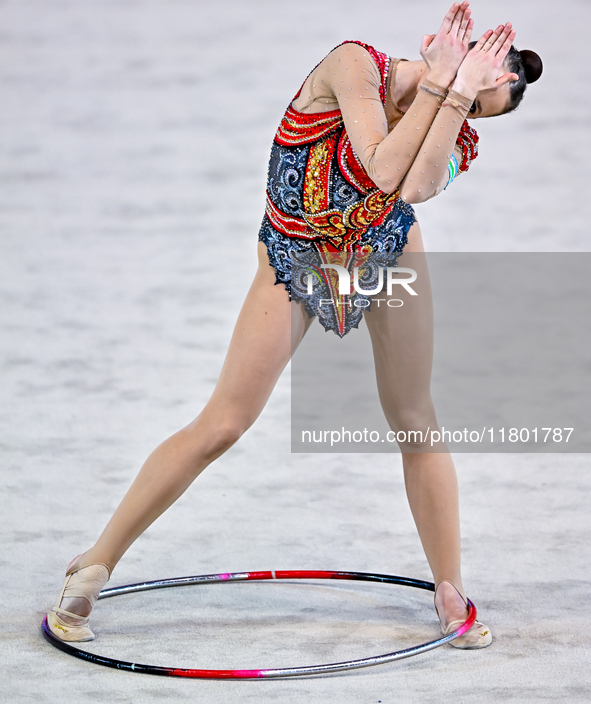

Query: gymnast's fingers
[494,24,515,57]
[450,2,470,36]
[472,29,493,52]
[463,18,474,44]
[459,8,472,41]
[440,3,461,34]
[483,25,504,52]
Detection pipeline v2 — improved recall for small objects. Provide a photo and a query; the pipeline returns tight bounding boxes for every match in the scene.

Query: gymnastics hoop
[42,570,477,679]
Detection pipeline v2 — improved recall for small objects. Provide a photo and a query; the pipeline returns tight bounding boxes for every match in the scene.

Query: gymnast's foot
[46,553,111,642]
[434,580,493,649]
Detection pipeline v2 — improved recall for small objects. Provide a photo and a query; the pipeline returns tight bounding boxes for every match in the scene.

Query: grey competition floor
[1,1,590,702]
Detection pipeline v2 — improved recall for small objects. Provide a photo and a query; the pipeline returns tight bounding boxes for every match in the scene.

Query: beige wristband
[419,79,449,102]
[443,89,474,114]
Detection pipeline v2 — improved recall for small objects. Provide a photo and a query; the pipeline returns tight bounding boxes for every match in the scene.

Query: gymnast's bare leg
[54,242,312,624]
[51,234,480,639]
[364,220,473,631]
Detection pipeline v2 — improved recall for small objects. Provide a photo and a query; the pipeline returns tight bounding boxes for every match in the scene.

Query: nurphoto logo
[306,265,418,296]
[305,265,418,308]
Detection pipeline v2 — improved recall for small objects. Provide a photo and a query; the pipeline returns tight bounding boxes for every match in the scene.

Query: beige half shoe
[47,559,110,642]
[442,617,493,649]
[435,580,493,649]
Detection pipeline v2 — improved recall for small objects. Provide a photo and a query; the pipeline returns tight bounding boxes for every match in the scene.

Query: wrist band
[443,89,474,113]
[420,79,448,102]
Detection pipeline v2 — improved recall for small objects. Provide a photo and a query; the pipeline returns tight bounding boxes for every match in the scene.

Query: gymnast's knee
[388,409,436,449]
[181,415,249,464]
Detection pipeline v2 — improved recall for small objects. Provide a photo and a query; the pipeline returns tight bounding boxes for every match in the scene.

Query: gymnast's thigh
[363,221,436,427]
[203,243,312,429]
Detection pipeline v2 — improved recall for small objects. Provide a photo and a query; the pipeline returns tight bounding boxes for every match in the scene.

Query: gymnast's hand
[452,23,519,99]
[420,2,474,88]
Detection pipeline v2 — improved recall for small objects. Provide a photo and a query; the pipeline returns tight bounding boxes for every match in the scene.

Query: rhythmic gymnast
[47,2,542,650]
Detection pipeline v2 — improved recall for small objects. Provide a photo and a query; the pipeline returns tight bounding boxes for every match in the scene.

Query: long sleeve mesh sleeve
[292,43,479,203]
[293,43,446,194]
[398,92,478,203]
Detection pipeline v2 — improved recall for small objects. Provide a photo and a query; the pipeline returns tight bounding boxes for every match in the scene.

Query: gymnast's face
[468,63,513,118]
[468,83,511,118]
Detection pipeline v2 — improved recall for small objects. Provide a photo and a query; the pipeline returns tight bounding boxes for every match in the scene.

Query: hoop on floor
[42,570,477,679]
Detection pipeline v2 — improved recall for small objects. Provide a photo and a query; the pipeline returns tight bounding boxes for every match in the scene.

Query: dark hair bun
[520,50,543,84]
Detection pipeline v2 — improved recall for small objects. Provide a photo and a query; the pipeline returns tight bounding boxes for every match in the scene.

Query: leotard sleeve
[405,143,463,203]
[295,43,446,194]
[398,96,479,203]
[295,43,478,202]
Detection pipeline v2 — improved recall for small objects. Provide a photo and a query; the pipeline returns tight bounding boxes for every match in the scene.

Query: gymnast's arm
[306,4,473,194]
[315,43,454,195]
[399,23,518,203]
[397,108,473,204]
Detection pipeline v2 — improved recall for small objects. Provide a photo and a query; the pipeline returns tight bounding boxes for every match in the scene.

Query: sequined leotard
[258,41,478,336]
